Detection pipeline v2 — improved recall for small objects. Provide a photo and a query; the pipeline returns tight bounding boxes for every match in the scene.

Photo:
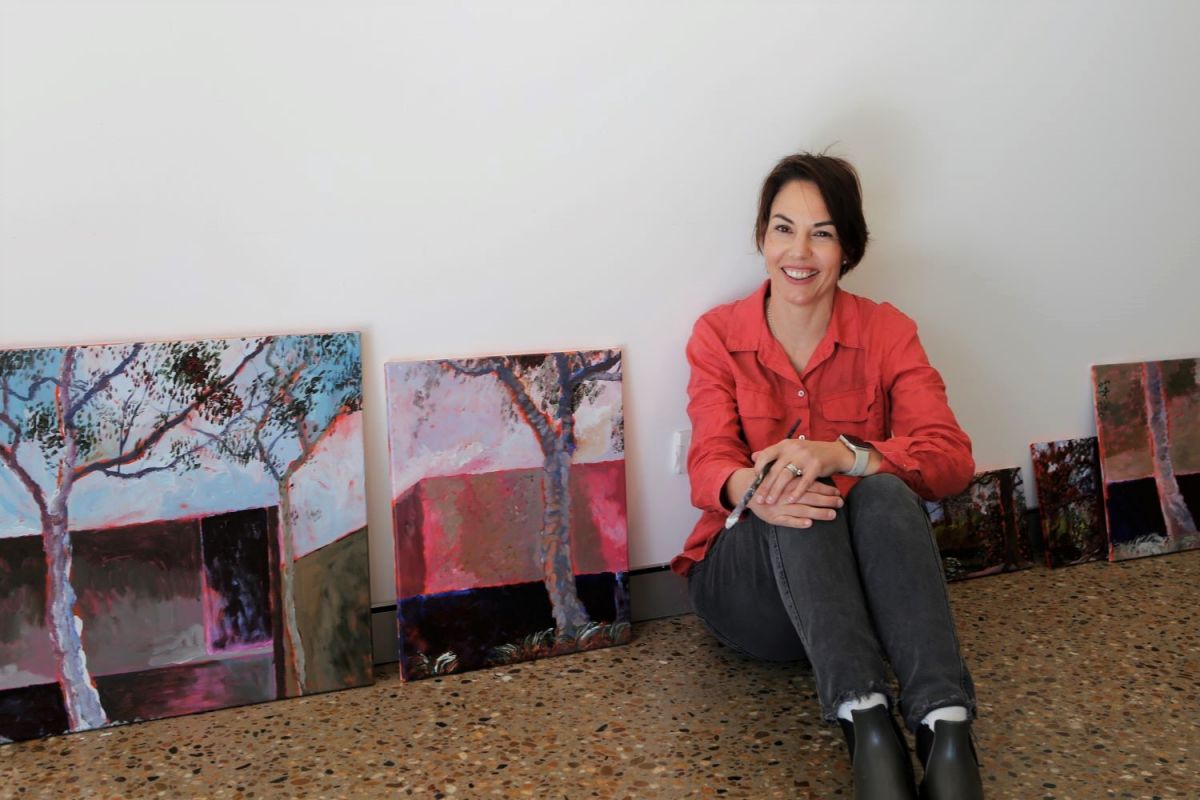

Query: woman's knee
[847,473,917,507]
[845,474,931,548]
[847,474,926,523]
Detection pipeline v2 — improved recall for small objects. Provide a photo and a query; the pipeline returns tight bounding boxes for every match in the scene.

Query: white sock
[836,692,889,721]
[920,705,969,729]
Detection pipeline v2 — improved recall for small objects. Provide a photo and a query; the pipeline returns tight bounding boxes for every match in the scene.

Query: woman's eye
[813,230,834,238]
[774,224,792,234]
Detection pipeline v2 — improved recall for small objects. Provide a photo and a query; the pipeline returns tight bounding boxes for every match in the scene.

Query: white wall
[2,1,1198,606]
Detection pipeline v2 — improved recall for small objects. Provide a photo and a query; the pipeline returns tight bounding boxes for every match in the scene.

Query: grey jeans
[688,473,976,732]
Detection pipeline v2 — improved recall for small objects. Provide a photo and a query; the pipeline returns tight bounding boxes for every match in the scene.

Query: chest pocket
[817,386,880,440]
[736,386,784,450]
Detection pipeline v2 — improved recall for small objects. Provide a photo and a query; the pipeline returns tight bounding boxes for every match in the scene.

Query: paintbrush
[723,419,803,529]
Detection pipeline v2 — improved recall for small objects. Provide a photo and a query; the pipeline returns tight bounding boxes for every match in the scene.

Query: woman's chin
[772,280,834,309]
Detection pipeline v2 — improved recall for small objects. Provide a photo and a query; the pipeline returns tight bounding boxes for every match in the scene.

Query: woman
[670,153,984,800]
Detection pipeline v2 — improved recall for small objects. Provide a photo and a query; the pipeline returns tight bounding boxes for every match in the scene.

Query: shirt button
[797,390,806,398]
[797,435,806,440]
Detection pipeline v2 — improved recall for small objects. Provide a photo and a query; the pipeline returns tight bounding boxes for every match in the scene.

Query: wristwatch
[838,434,873,477]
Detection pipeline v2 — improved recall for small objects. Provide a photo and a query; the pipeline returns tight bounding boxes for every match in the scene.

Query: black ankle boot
[838,704,917,800]
[916,719,983,800]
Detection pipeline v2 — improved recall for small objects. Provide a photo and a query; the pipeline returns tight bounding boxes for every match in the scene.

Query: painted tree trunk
[1143,362,1197,540]
[275,481,307,696]
[539,443,590,638]
[43,497,108,731]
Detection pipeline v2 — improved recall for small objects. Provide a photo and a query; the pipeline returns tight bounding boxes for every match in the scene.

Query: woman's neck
[766,292,835,374]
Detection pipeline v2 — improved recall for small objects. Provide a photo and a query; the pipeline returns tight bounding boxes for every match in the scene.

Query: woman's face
[763,179,844,312]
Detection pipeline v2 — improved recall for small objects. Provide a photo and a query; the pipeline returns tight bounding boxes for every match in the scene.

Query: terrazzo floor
[2,551,1197,799]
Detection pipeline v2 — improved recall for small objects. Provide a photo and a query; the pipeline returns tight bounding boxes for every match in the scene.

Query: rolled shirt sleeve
[868,311,974,500]
[685,316,751,513]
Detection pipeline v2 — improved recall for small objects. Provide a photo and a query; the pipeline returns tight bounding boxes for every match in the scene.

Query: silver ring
[785,463,801,477]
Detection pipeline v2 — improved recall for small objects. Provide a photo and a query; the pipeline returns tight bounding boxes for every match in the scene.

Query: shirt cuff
[869,439,918,476]
[700,461,746,512]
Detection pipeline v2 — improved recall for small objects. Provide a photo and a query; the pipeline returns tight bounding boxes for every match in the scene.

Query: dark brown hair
[754,152,869,275]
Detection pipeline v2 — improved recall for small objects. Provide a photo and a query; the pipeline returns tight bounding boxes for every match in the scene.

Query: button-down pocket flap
[736,386,783,418]
[822,388,870,422]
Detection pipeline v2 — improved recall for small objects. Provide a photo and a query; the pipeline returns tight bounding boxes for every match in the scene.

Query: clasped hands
[725,438,855,529]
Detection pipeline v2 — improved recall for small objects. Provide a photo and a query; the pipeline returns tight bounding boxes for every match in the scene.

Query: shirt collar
[827,286,863,350]
[726,280,864,352]
[726,281,770,352]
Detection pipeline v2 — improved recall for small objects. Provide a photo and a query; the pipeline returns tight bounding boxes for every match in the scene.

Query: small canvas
[0,333,373,743]
[925,467,1034,581]
[1030,437,1107,568]
[386,350,631,681]
[1092,358,1200,561]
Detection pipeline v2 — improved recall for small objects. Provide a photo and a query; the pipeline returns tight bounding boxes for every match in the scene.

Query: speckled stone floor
[2,551,1197,799]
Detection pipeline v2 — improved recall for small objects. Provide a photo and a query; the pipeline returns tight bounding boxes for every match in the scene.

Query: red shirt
[670,281,974,576]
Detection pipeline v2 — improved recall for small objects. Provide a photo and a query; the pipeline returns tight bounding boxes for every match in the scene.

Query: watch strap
[839,434,871,477]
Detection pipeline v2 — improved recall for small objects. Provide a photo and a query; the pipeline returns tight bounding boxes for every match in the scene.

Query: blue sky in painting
[0,334,365,556]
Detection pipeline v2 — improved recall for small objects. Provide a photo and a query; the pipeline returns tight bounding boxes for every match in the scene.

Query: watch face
[841,434,871,450]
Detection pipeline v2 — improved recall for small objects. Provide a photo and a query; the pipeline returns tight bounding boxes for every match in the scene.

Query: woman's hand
[750,479,843,528]
[723,466,844,529]
[751,439,854,507]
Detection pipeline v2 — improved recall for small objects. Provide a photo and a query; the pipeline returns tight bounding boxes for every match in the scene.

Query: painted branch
[566,351,621,388]
[105,402,265,480]
[444,359,504,378]
[0,445,49,519]
[76,338,268,479]
[282,405,352,479]
[492,362,559,453]
[0,400,23,439]
[447,358,559,453]
[1,374,62,403]
[65,343,143,421]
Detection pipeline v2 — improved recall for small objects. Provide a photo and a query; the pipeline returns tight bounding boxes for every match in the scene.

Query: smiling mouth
[782,268,818,280]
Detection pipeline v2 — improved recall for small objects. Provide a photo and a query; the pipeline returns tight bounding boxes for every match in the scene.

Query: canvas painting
[0,333,373,743]
[1092,358,1200,561]
[386,349,631,681]
[925,467,1034,581]
[1030,437,1107,568]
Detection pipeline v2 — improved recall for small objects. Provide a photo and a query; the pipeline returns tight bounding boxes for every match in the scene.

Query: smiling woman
[673,153,984,800]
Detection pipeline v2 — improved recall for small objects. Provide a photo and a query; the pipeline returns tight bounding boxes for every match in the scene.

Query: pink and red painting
[1092,358,1200,561]
[386,350,631,681]
[1030,437,1107,568]
[0,333,373,743]
[924,467,1034,581]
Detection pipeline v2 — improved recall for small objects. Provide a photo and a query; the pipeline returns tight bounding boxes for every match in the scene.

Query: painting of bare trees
[1030,437,1107,567]
[924,467,1034,581]
[386,349,631,681]
[1092,358,1200,561]
[0,333,372,743]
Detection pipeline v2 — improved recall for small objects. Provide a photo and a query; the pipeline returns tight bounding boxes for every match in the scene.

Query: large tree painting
[0,333,372,743]
[386,349,631,681]
[1030,437,1107,568]
[924,467,1034,581]
[1092,358,1200,561]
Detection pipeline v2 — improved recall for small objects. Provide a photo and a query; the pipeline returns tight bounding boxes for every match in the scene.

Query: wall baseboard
[369,566,691,665]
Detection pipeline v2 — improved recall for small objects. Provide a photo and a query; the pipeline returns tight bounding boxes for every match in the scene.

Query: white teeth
[783,268,818,279]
